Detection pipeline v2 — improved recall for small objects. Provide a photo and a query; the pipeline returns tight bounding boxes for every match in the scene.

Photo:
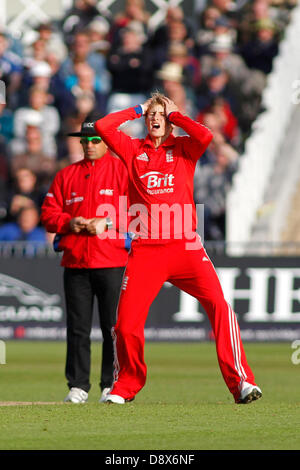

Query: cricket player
[94,93,262,405]
[41,115,130,403]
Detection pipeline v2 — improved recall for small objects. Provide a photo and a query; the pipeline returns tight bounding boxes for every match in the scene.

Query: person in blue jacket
[0,205,46,242]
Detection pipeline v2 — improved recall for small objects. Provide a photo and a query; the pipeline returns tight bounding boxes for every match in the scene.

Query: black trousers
[63,267,125,393]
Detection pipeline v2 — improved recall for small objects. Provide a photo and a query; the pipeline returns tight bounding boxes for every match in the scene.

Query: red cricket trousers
[111,237,256,402]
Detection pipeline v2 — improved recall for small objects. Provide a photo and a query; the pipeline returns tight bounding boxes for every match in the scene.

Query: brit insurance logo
[0,273,62,322]
[140,171,175,195]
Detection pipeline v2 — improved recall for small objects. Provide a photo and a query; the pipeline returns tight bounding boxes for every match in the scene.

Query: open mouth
[152,123,160,130]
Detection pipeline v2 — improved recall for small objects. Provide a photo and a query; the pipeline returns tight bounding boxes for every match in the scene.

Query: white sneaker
[105,394,125,404]
[99,387,111,403]
[237,381,262,404]
[64,387,88,403]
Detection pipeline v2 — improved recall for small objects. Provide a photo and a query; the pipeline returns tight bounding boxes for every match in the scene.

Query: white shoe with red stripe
[105,393,135,404]
[105,394,125,404]
[237,382,262,404]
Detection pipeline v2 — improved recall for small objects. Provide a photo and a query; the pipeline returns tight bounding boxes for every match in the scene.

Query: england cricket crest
[166,150,174,162]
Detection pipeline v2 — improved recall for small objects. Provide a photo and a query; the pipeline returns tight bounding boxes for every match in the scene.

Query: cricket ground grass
[0,341,299,451]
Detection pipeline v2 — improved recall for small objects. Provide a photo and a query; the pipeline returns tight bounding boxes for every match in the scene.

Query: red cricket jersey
[95,107,213,241]
[41,152,129,268]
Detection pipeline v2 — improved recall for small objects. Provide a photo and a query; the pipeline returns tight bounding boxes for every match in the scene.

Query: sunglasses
[80,136,103,144]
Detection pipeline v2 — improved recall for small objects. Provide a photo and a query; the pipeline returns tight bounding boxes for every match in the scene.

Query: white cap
[156,62,183,83]
[24,110,43,127]
[89,16,110,35]
[30,61,52,78]
[210,34,233,52]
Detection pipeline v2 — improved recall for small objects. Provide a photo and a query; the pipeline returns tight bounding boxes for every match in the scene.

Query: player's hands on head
[141,98,152,115]
[163,97,178,117]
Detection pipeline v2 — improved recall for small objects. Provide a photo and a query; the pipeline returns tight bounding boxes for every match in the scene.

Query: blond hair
[145,91,167,116]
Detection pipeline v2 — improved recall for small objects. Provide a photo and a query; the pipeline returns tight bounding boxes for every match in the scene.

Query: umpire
[41,115,129,403]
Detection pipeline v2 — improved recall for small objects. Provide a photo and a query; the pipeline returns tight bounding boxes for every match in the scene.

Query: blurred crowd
[0,0,297,243]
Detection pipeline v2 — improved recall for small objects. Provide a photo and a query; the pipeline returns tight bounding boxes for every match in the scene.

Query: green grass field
[0,341,299,451]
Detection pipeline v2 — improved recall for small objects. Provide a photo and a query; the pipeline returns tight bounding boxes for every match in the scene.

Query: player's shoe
[105,394,125,404]
[99,387,111,403]
[64,387,88,403]
[105,394,135,404]
[237,382,262,404]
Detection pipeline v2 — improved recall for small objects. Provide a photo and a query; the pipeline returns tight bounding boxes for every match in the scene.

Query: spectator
[12,86,60,157]
[167,42,201,89]
[23,37,48,69]
[106,22,154,136]
[58,136,84,167]
[0,102,14,143]
[0,134,8,224]
[65,93,97,134]
[149,6,196,69]
[59,30,110,95]
[107,22,153,96]
[10,125,57,188]
[237,0,289,46]
[36,22,68,62]
[0,30,23,108]
[156,62,197,121]
[211,0,236,18]
[87,17,111,55]
[194,142,238,240]
[36,58,75,120]
[240,18,279,74]
[0,101,11,223]
[6,167,46,222]
[196,66,237,116]
[196,6,222,55]
[196,110,227,166]
[110,0,150,49]
[196,96,240,148]
[0,205,47,242]
[214,15,237,43]
[18,60,74,121]
[60,0,101,45]
[23,20,67,62]
[0,25,23,58]
[65,61,107,115]
[29,61,53,92]
[199,35,266,133]
[0,176,6,224]
[18,61,54,106]
[201,34,251,86]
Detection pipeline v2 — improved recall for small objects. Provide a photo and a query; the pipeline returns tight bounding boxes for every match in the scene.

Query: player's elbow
[204,130,214,147]
[94,117,108,137]
[200,126,213,148]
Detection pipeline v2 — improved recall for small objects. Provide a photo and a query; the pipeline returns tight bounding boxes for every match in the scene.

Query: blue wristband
[53,234,63,252]
[124,232,134,251]
[134,105,143,116]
